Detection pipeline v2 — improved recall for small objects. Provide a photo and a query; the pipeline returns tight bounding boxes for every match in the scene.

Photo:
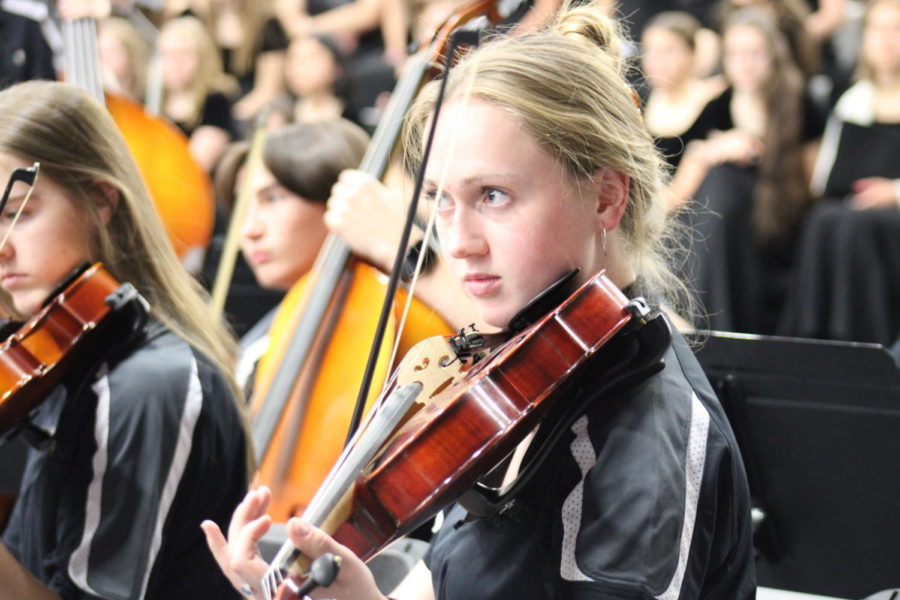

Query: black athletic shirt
[3,320,247,599]
[426,327,756,600]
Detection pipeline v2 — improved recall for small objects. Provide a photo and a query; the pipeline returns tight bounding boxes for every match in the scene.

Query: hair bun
[553,1,623,60]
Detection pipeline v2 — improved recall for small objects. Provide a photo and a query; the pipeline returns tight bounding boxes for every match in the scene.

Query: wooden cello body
[252,262,450,520]
[105,93,214,262]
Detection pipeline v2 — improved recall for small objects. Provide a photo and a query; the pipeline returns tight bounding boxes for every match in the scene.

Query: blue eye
[483,187,509,206]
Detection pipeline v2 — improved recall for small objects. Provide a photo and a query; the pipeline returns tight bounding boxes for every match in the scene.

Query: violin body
[270,271,646,598]
[0,264,144,434]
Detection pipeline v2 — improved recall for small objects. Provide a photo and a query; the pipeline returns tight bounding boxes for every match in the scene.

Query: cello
[248,0,513,522]
[61,14,214,265]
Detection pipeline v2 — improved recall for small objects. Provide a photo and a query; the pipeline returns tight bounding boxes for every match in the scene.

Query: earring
[601,228,608,257]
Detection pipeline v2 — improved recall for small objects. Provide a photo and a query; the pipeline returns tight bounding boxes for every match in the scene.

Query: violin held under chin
[0,263,148,440]
[263,268,672,599]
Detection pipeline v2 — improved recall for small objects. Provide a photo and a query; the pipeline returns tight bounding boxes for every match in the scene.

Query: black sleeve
[260,17,289,53]
[687,88,735,139]
[199,92,235,135]
[802,92,828,142]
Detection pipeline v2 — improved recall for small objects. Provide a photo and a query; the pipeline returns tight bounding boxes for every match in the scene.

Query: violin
[0,263,146,436]
[262,270,664,599]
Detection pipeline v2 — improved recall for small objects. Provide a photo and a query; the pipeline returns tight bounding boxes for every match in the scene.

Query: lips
[0,273,26,289]
[246,251,271,266]
[463,273,500,297]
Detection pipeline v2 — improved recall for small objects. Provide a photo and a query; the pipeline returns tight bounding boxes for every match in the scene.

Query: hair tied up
[553,1,623,60]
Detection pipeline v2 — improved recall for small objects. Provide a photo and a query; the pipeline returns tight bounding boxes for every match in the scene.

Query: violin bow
[210,110,270,319]
[0,163,40,254]
[344,24,486,442]
[382,27,488,391]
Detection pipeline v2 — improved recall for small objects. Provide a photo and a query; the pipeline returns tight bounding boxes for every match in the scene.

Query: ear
[593,167,630,232]
[93,181,120,226]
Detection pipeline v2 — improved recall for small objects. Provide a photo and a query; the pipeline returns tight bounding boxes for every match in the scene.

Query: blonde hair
[404,1,690,316]
[857,0,900,83]
[98,17,151,102]
[0,81,250,469]
[159,16,238,130]
[173,0,271,78]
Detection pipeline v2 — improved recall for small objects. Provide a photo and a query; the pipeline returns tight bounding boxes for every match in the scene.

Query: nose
[442,205,488,260]
[0,232,14,261]
[240,200,264,241]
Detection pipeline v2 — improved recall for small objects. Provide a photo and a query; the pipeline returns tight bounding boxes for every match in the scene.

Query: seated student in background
[272,0,397,125]
[0,80,249,599]
[212,119,370,390]
[203,3,757,599]
[162,0,291,125]
[97,17,151,104]
[667,7,824,335]
[158,16,238,172]
[268,34,360,126]
[640,10,726,169]
[779,0,900,346]
[716,0,823,78]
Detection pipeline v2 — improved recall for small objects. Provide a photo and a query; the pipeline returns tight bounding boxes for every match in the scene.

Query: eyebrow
[3,193,37,204]
[255,183,284,196]
[424,173,519,187]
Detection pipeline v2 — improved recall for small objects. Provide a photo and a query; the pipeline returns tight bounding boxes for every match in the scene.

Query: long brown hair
[725,8,811,242]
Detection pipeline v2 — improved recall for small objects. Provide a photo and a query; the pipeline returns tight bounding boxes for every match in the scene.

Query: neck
[663,78,695,100]
[875,71,900,91]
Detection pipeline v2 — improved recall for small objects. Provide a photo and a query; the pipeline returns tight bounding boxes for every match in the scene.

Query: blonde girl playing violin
[205,3,757,599]
[0,80,249,600]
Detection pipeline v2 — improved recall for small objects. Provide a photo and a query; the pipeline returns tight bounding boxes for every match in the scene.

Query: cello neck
[62,17,105,105]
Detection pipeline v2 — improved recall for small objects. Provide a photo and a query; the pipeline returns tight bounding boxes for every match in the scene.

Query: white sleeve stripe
[68,365,111,596]
[138,356,204,599]
[0,0,47,21]
[655,392,710,600]
[559,415,594,582]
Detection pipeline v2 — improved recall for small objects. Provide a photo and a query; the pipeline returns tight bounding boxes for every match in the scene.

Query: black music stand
[692,332,900,600]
